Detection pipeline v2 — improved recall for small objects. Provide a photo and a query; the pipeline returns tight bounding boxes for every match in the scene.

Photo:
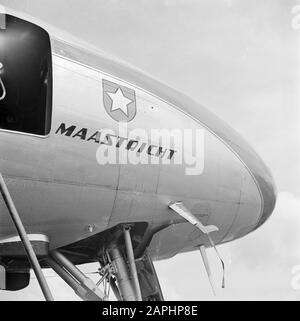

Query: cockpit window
[0,14,52,135]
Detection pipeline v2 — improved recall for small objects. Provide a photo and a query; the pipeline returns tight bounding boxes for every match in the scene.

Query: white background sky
[0,0,299,301]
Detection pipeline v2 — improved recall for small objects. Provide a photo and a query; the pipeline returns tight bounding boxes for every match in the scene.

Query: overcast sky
[0,0,299,301]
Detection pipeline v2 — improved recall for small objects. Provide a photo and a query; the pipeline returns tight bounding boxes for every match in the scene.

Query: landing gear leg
[96,224,143,301]
[123,225,142,301]
[106,244,138,301]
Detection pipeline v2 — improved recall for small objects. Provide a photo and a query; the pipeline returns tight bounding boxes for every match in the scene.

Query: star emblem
[102,79,137,122]
[107,88,133,117]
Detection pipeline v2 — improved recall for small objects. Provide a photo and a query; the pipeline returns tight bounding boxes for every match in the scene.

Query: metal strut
[0,173,54,301]
[49,250,106,301]
[199,245,216,295]
[123,225,142,301]
[106,244,137,301]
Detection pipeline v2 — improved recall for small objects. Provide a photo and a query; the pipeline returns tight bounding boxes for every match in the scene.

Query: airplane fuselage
[0,10,277,263]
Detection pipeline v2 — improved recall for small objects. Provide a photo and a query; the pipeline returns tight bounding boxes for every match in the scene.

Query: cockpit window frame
[0,14,53,138]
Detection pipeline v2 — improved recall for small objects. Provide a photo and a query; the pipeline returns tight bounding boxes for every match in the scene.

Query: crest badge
[102,79,136,123]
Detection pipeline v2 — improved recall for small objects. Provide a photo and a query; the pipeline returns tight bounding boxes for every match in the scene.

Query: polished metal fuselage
[0,11,277,261]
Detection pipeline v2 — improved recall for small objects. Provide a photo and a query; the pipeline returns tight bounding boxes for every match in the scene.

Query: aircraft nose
[217,142,277,244]
[212,122,277,243]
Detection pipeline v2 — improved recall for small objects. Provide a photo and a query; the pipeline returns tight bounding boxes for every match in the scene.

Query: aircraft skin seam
[0,174,256,206]
[107,162,121,228]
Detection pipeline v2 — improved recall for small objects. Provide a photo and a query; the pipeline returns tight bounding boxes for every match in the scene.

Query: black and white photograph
[0,0,299,307]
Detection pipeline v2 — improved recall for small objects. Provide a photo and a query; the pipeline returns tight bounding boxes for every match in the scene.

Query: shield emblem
[102,79,137,123]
